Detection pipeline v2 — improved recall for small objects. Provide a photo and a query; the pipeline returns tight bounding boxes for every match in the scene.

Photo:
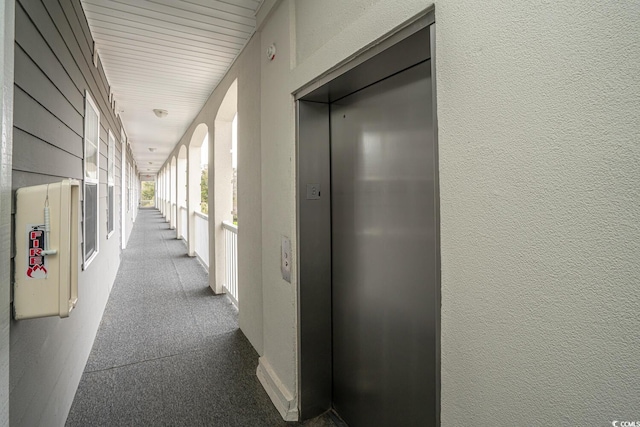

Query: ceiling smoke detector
[153,109,168,118]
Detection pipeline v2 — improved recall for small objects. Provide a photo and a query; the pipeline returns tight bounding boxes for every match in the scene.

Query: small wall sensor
[267,44,276,61]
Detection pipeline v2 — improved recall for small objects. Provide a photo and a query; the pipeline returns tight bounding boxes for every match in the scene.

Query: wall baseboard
[256,357,298,421]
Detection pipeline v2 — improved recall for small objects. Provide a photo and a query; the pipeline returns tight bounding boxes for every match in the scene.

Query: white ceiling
[80,0,262,175]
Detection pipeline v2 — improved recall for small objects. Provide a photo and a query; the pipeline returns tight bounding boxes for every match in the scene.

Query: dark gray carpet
[66,209,338,427]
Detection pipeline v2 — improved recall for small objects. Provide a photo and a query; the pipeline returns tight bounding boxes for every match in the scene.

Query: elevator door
[331,60,437,427]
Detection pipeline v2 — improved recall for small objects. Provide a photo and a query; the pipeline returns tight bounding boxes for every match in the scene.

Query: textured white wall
[275,0,640,423]
[294,0,379,65]
[160,0,640,423]
[290,0,429,91]
[159,35,264,354]
[236,36,264,354]
[251,0,433,419]
[258,0,298,415]
[437,1,640,425]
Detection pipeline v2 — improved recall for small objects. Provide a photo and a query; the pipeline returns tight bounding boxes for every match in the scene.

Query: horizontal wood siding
[13,87,83,157]
[10,0,128,426]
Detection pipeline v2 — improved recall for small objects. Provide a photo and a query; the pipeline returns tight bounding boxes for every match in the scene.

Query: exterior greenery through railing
[141,181,155,207]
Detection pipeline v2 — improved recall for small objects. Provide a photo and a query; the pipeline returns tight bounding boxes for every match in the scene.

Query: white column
[187,143,201,257]
[211,120,233,293]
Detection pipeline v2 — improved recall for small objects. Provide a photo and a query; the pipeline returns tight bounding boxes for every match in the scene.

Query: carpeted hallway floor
[66,208,337,427]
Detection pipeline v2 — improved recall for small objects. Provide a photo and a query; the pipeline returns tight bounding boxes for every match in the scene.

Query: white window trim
[107,129,115,238]
[84,91,100,269]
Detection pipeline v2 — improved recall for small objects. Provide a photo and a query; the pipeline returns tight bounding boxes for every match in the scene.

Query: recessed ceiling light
[153,109,168,118]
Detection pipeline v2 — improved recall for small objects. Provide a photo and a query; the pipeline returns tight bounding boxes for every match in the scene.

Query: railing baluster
[180,206,188,241]
[222,221,238,306]
[194,212,209,270]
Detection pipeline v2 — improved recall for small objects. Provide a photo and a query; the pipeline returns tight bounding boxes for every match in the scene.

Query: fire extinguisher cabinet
[14,179,80,320]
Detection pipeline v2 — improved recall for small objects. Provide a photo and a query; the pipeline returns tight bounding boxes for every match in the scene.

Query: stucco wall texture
[161,0,640,424]
[291,0,640,424]
[437,1,640,425]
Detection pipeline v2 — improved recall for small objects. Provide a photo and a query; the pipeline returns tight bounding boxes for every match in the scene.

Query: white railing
[194,211,209,269]
[180,206,188,241]
[222,221,238,306]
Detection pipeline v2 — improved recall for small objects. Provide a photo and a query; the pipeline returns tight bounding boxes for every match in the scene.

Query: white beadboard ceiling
[80,0,262,176]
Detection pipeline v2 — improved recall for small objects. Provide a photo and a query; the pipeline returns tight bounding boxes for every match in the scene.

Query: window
[84,91,100,268]
[107,130,115,237]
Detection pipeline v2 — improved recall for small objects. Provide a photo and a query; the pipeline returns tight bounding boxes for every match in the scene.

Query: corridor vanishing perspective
[2,0,638,425]
[65,209,325,426]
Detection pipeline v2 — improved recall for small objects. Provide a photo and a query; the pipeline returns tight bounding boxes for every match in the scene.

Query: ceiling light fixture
[148,147,157,152]
[153,109,168,118]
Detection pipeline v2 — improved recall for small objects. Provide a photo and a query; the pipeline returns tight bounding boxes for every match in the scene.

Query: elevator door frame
[295,9,440,424]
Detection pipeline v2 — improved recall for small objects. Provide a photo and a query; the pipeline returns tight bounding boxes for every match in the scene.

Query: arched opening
[231,113,237,223]
[159,167,167,219]
[177,145,187,240]
[164,166,170,221]
[159,170,162,213]
[212,79,237,297]
[170,156,177,230]
[199,136,208,214]
[187,123,208,260]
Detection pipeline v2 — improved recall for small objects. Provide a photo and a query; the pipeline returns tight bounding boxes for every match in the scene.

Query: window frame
[107,129,115,238]
[83,91,100,269]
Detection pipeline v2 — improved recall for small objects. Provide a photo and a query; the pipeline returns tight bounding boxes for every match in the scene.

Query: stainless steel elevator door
[331,60,437,427]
